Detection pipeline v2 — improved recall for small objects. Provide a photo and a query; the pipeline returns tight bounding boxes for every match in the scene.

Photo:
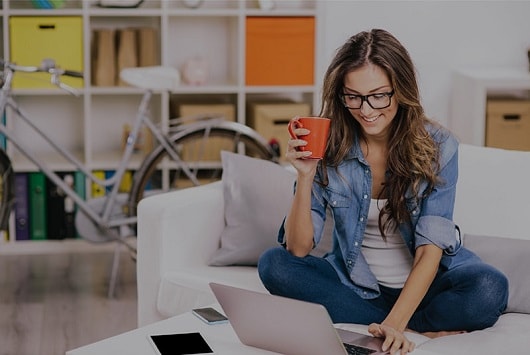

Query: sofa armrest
[136,181,224,326]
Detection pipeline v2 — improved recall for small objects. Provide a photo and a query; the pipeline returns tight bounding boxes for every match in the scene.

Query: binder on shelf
[74,170,86,202]
[104,170,115,193]
[46,172,76,239]
[0,112,6,150]
[63,173,76,239]
[91,170,106,198]
[29,172,47,240]
[14,173,30,241]
[74,171,85,239]
[119,170,133,193]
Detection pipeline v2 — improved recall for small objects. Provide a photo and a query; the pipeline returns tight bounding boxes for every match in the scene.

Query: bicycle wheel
[0,149,14,233]
[127,119,278,217]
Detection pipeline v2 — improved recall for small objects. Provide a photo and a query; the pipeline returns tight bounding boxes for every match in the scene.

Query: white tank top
[362,199,413,289]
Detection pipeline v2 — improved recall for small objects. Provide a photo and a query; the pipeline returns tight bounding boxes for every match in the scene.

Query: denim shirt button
[332,200,337,206]
[412,209,418,215]
[359,217,364,222]
[354,242,359,246]
[363,194,368,199]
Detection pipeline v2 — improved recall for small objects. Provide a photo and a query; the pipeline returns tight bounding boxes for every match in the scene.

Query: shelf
[10,150,85,172]
[450,68,530,146]
[0,0,320,246]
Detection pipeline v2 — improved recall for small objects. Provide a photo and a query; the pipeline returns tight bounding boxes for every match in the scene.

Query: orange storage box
[10,16,84,89]
[245,16,315,86]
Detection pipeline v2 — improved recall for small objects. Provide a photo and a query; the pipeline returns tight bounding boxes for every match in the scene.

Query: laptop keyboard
[343,342,377,355]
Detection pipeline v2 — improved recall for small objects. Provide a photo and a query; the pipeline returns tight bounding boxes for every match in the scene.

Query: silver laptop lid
[209,282,385,355]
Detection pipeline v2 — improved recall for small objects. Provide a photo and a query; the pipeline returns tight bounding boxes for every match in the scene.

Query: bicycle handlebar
[63,69,84,78]
[0,58,83,78]
[1,58,84,96]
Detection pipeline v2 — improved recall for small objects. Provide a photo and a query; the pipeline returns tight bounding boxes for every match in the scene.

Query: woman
[257,29,508,354]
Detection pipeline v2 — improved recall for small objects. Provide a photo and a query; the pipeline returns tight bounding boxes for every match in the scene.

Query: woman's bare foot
[421,330,466,339]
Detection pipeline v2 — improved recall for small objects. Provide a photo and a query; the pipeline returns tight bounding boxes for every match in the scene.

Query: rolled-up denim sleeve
[415,138,461,254]
[277,176,328,247]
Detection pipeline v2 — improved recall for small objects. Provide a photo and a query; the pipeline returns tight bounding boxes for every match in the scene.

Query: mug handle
[287,118,302,139]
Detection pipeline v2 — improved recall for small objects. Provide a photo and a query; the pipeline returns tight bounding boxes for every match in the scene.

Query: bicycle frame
[0,63,200,239]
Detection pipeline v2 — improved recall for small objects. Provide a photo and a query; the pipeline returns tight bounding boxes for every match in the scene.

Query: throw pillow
[208,151,296,266]
[464,234,530,314]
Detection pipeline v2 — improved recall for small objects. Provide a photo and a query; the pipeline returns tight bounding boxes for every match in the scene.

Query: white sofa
[137,144,530,354]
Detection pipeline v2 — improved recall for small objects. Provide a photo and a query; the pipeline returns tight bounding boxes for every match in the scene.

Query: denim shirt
[278,124,480,299]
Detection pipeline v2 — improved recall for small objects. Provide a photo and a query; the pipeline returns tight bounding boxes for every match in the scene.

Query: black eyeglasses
[340,90,395,109]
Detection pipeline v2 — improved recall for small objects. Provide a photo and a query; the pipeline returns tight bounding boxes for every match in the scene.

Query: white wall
[318,0,530,127]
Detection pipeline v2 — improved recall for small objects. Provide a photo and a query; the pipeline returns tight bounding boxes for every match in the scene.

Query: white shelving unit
[0,0,321,249]
[449,68,530,146]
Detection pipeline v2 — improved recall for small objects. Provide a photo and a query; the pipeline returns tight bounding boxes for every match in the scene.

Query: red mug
[288,116,331,159]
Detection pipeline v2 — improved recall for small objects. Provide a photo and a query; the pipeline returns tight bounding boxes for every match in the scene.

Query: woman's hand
[286,125,319,178]
[368,323,416,354]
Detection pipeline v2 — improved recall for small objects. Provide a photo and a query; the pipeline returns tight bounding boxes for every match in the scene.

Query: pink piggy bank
[182,57,209,85]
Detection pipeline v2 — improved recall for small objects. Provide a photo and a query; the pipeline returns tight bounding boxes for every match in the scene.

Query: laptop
[209,282,388,355]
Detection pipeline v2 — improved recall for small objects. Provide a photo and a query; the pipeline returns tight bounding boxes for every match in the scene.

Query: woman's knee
[257,247,289,285]
[455,263,509,329]
[476,265,509,314]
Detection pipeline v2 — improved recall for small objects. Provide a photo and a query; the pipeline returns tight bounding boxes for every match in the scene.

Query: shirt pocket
[326,189,352,209]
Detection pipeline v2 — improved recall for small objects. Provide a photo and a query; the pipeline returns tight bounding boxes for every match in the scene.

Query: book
[14,173,30,241]
[0,112,6,150]
[74,170,86,201]
[74,170,85,239]
[105,170,115,193]
[91,170,106,198]
[46,172,76,239]
[119,170,133,193]
[29,172,47,240]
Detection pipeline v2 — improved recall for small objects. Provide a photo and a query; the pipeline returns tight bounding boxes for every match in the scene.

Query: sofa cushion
[157,266,267,318]
[419,313,530,354]
[464,234,530,314]
[208,151,296,266]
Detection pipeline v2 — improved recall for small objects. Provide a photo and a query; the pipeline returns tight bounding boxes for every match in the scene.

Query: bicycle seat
[120,66,181,91]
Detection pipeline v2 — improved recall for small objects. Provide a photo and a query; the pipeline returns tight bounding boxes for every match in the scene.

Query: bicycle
[0,59,278,296]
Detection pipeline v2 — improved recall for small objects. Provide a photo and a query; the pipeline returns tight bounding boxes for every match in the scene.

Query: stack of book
[14,172,85,241]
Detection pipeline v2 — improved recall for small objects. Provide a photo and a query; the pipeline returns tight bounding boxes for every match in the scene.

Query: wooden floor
[0,248,138,355]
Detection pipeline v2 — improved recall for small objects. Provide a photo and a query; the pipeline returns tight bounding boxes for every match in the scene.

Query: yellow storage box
[10,16,83,89]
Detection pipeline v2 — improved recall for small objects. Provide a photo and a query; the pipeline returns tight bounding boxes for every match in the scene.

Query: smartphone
[192,307,229,325]
[148,332,213,355]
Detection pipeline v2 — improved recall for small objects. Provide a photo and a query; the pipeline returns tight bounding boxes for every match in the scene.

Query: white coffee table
[66,307,439,355]
[66,306,276,355]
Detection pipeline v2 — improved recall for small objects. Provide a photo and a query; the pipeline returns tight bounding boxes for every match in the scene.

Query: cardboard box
[246,16,315,85]
[486,100,530,151]
[247,102,311,160]
[10,16,83,89]
[178,104,236,161]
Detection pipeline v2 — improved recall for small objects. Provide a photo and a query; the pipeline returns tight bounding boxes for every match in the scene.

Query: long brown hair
[319,29,440,236]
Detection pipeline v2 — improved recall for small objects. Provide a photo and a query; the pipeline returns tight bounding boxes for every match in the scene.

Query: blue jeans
[257,247,508,332]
